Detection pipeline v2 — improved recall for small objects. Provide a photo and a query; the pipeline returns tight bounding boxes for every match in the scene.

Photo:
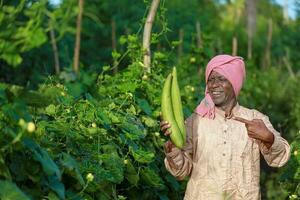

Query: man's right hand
[160,120,176,153]
[160,120,171,136]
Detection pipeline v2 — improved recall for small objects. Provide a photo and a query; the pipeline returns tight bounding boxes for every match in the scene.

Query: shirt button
[224,141,226,144]
[223,153,226,156]
[224,130,227,133]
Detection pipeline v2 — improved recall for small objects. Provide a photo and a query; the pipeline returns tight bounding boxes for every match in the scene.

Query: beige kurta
[164,104,290,200]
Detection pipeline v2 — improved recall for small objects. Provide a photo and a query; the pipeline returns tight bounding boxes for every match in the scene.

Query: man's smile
[210,90,224,97]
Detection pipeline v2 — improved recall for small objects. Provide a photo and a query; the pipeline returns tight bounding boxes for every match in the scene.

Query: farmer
[160,55,290,199]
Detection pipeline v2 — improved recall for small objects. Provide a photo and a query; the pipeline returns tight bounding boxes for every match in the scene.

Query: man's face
[207,71,236,107]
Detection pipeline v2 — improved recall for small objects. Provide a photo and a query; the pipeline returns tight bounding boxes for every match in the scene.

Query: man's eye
[208,77,227,83]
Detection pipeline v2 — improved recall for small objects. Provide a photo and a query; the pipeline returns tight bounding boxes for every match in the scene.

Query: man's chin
[212,99,224,106]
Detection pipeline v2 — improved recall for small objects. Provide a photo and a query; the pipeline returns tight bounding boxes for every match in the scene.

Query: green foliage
[0,0,48,66]
[0,0,300,199]
[0,180,31,200]
[279,137,300,199]
[0,27,187,199]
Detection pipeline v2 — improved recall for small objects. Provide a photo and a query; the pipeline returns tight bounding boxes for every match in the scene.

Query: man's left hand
[233,117,275,148]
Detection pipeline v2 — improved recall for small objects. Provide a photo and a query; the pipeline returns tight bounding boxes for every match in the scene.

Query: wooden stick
[73,0,84,73]
[196,21,202,49]
[49,22,60,74]
[264,18,272,68]
[232,36,238,56]
[142,0,160,74]
[178,28,184,59]
[111,19,118,74]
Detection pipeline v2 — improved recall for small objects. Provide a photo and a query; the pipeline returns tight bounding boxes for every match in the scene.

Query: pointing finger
[233,116,253,125]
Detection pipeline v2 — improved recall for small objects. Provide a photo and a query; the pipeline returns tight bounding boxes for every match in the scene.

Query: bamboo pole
[195,21,202,49]
[49,22,60,74]
[178,28,184,59]
[283,48,296,79]
[263,18,272,68]
[246,0,256,60]
[73,0,84,73]
[232,36,238,56]
[142,0,160,74]
[247,35,252,59]
[111,19,118,74]
[217,38,222,54]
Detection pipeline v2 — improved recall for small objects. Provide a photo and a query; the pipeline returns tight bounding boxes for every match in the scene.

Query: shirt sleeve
[164,114,195,180]
[254,110,291,167]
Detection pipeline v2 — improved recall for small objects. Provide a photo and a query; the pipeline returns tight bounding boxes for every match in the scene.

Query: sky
[276,0,297,19]
[49,0,297,19]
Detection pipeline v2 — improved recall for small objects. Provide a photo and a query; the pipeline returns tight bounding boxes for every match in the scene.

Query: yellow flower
[290,194,298,199]
[142,74,148,80]
[92,122,97,128]
[190,57,196,63]
[294,150,298,156]
[18,118,26,127]
[86,173,94,182]
[27,122,36,133]
[127,92,133,98]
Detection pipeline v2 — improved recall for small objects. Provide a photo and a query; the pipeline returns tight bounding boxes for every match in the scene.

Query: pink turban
[195,55,246,119]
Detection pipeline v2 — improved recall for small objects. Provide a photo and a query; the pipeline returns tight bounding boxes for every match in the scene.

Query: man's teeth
[212,91,222,95]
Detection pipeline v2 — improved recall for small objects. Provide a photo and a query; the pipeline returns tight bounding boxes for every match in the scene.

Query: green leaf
[59,153,85,186]
[107,112,120,124]
[140,168,165,189]
[117,82,137,93]
[102,65,111,72]
[27,28,47,49]
[48,175,65,200]
[171,40,182,48]
[125,160,139,186]
[0,180,30,200]
[130,146,154,163]
[22,138,61,179]
[294,167,300,179]
[136,98,152,115]
[119,36,127,45]
[112,51,121,60]
[97,109,111,129]
[1,101,31,121]
[158,194,169,200]
[47,192,60,200]
[165,174,180,191]
[120,121,145,141]
[45,104,57,116]
[0,53,22,66]
[98,145,124,184]
[0,153,11,180]
[142,116,157,127]
[66,82,84,98]
[126,105,137,115]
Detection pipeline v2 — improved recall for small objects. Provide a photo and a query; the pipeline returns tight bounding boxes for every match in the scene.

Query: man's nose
[210,79,220,87]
